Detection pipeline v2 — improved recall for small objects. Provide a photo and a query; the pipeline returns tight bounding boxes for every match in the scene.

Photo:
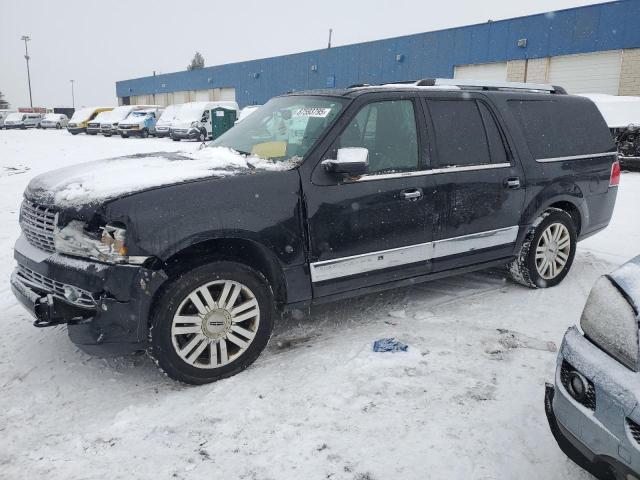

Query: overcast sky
[1,0,609,108]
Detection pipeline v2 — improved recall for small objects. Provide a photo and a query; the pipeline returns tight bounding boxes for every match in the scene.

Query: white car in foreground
[40,113,69,129]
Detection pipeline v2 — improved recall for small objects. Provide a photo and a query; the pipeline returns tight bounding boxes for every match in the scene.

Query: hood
[171,120,199,129]
[25,147,295,210]
[120,115,148,126]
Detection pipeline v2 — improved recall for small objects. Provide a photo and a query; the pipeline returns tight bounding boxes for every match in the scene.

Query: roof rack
[416,78,567,94]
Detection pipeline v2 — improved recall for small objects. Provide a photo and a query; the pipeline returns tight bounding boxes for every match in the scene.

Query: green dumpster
[210,107,237,140]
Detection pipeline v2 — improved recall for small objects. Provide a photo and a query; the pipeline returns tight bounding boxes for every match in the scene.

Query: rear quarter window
[508,98,614,160]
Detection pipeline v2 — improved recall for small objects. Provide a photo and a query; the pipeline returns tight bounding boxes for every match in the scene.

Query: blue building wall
[116,0,640,107]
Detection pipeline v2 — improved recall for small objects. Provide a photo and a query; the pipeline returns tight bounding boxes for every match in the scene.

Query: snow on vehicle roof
[70,107,110,123]
[579,94,640,129]
[30,147,294,208]
[6,112,25,120]
[43,113,63,121]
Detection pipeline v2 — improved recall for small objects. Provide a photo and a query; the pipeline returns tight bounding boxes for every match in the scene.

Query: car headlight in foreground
[54,221,148,265]
[580,274,639,370]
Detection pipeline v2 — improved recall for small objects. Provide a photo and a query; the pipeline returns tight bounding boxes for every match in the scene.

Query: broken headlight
[54,220,148,265]
[580,275,639,371]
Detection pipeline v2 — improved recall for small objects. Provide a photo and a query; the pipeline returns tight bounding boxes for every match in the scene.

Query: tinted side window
[478,102,508,164]
[508,99,614,159]
[339,100,418,174]
[428,100,490,167]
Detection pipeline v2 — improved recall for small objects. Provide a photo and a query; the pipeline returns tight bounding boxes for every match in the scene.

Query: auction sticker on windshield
[294,107,332,118]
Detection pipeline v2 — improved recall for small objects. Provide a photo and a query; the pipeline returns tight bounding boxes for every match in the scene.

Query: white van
[169,101,239,141]
[154,104,182,138]
[99,105,161,136]
[41,113,69,129]
[0,109,17,129]
[3,112,42,129]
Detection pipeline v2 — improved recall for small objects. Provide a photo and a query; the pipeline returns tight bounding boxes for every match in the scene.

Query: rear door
[306,93,435,297]
[422,93,526,272]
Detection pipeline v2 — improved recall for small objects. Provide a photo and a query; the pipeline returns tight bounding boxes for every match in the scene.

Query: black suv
[11,79,619,384]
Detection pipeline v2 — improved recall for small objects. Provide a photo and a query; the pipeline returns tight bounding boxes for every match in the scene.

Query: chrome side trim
[353,162,511,182]
[536,152,617,163]
[310,225,519,282]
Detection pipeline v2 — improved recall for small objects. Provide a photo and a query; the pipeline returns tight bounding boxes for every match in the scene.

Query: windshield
[6,113,25,121]
[130,111,148,117]
[70,108,97,122]
[174,104,206,122]
[158,105,178,122]
[211,96,345,162]
[43,114,60,121]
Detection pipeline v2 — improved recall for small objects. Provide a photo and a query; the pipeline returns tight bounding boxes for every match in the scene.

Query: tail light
[610,160,621,187]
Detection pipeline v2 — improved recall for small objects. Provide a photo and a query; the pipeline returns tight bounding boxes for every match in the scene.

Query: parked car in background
[154,104,181,138]
[0,109,17,129]
[68,107,113,135]
[118,108,164,138]
[236,105,261,123]
[41,113,69,129]
[580,93,640,170]
[170,101,239,141]
[87,111,112,135]
[99,105,161,137]
[546,255,640,480]
[3,112,42,129]
[10,79,619,384]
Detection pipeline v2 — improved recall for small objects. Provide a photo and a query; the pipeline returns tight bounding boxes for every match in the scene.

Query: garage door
[219,87,236,101]
[547,51,621,95]
[195,90,210,102]
[173,91,188,104]
[454,62,507,81]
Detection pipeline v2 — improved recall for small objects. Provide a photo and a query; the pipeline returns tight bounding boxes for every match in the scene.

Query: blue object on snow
[373,338,408,353]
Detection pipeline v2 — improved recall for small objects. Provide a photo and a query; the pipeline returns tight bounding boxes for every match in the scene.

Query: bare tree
[187,52,205,71]
[0,91,9,109]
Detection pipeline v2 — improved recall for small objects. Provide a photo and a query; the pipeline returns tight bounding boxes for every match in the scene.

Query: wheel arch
[523,193,584,237]
[159,236,288,308]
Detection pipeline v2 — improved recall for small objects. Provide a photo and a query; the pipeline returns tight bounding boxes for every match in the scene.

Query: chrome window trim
[310,225,519,282]
[536,152,617,163]
[351,162,512,182]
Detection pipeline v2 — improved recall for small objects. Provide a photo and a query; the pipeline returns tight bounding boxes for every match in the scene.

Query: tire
[104,133,111,137]
[121,133,128,138]
[149,261,274,384]
[508,208,577,288]
[70,131,78,135]
[56,123,61,129]
[140,128,149,138]
[172,137,181,141]
[197,129,206,142]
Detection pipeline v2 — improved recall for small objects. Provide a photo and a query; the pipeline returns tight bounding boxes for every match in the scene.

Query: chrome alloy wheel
[171,280,260,369]
[535,222,571,280]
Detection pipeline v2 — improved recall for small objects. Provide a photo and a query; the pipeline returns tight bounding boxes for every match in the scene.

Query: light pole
[70,80,75,108]
[21,35,33,109]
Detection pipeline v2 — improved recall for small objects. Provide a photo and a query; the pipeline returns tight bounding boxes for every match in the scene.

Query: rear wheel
[149,261,274,384]
[140,128,149,138]
[56,123,61,129]
[172,137,181,141]
[509,209,577,288]
[197,129,206,142]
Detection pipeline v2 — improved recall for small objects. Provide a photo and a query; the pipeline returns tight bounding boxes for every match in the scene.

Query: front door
[422,94,526,272]
[305,95,435,298]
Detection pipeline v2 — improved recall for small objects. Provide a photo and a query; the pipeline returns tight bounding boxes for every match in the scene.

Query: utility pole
[21,35,33,108]
[70,80,75,108]
[328,28,333,49]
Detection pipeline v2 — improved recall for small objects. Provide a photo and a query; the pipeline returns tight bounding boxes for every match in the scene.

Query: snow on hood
[27,147,295,208]
[579,94,640,129]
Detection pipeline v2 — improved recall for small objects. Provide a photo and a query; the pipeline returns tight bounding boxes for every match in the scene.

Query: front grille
[20,201,57,253]
[560,360,597,411]
[88,123,100,128]
[15,264,96,309]
[173,129,188,134]
[627,418,640,444]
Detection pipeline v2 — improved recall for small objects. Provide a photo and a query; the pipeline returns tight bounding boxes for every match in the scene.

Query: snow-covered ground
[0,129,638,480]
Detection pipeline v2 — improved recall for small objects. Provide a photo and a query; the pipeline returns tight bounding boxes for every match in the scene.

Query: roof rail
[416,78,567,94]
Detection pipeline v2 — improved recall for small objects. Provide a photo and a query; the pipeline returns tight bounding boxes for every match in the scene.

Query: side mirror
[322,148,369,177]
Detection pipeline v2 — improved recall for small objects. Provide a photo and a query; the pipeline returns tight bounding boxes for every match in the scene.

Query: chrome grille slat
[20,200,57,253]
[15,264,97,309]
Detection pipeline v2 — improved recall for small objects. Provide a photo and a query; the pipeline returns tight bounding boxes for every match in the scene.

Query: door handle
[504,177,521,189]
[401,188,423,200]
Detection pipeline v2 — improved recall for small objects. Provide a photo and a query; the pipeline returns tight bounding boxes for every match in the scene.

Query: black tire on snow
[508,208,577,288]
[149,261,274,385]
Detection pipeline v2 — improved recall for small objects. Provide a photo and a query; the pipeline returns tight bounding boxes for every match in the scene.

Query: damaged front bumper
[10,235,167,356]
[170,128,201,140]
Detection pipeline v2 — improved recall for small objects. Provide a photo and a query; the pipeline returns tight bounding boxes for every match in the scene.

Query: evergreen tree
[187,52,205,71]
[0,91,9,109]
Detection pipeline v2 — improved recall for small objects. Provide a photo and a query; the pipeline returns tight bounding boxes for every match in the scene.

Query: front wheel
[508,209,577,288]
[149,261,274,384]
[140,128,149,138]
[172,137,181,141]
[56,123,61,129]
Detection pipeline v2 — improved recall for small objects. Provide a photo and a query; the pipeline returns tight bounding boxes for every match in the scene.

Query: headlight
[190,121,199,127]
[581,275,639,370]
[54,220,148,265]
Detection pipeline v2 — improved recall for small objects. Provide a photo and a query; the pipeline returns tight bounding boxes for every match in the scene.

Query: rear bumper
[546,326,640,479]
[11,235,168,356]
